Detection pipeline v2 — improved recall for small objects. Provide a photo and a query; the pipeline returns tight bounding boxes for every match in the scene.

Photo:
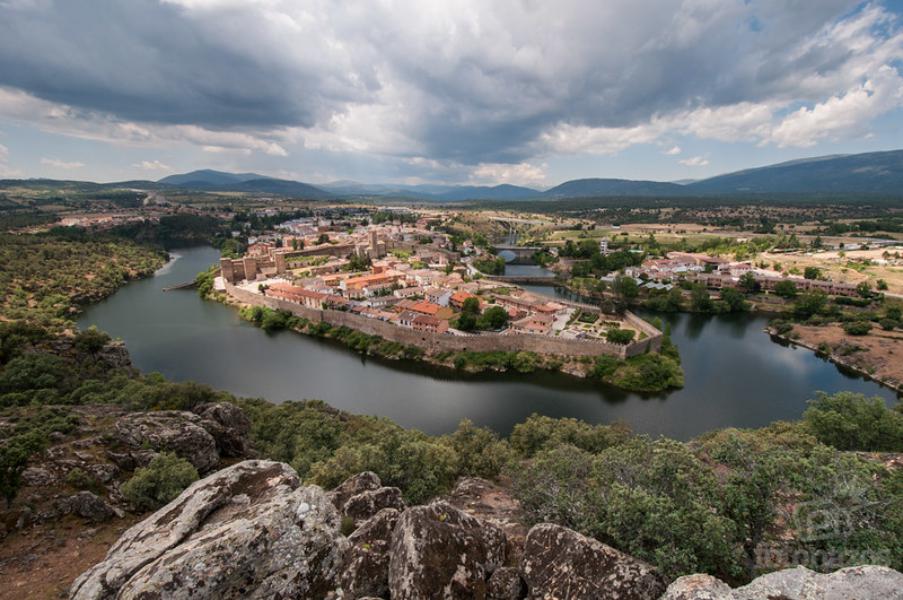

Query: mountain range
[4,149,903,200]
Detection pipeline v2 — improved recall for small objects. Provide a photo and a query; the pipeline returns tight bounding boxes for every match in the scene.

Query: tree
[773,280,798,299]
[612,275,639,307]
[461,297,480,315]
[456,312,476,332]
[738,272,759,294]
[793,291,827,319]
[803,266,821,280]
[477,305,509,330]
[719,288,749,312]
[73,326,110,357]
[606,328,636,344]
[691,285,714,312]
[856,281,872,298]
[877,279,888,291]
[317,233,330,245]
[803,391,903,451]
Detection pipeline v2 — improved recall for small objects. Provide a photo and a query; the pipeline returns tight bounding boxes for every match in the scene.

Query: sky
[0,0,902,188]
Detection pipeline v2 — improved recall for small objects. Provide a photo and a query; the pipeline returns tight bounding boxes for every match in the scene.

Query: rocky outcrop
[327,470,382,510]
[447,477,529,564]
[108,403,252,475]
[343,486,407,525]
[489,566,526,600]
[192,401,252,457]
[66,467,903,600]
[110,410,219,472]
[70,460,347,600]
[60,492,120,523]
[340,507,401,598]
[388,500,507,600]
[662,565,903,600]
[521,523,667,600]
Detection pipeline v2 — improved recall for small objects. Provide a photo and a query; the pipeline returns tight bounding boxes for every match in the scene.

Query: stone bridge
[493,244,544,264]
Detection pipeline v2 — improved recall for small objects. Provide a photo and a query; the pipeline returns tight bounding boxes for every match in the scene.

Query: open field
[789,323,903,392]
[760,248,903,295]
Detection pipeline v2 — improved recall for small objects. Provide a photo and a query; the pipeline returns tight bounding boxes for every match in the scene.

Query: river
[78,246,898,439]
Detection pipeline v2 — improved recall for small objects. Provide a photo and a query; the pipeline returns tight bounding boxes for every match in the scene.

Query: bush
[802,391,903,452]
[121,452,199,511]
[605,328,635,344]
[509,414,629,458]
[843,320,871,336]
[444,419,512,479]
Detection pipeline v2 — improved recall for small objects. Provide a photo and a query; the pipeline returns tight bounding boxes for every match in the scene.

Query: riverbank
[768,323,903,394]
[206,281,684,393]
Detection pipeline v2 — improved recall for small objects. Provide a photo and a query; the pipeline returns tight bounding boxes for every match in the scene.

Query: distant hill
[157,170,332,199]
[685,150,903,195]
[158,169,266,187]
[543,178,684,198]
[436,184,541,201]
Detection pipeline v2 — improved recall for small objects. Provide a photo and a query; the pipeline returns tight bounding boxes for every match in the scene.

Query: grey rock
[21,467,55,486]
[521,523,666,600]
[193,402,252,457]
[112,411,219,473]
[328,471,381,510]
[340,507,401,598]
[343,486,406,525]
[388,500,507,600]
[489,566,526,600]
[660,565,903,600]
[660,574,733,600]
[61,492,118,523]
[70,459,347,600]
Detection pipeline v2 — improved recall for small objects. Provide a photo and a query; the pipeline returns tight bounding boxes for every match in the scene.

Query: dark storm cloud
[0,0,898,164]
[0,0,373,129]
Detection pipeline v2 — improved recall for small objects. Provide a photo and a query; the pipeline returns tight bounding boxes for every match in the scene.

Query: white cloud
[469,162,547,187]
[40,157,84,169]
[679,156,710,167]
[770,65,903,147]
[664,145,682,155]
[0,142,20,177]
[133,160,171,170]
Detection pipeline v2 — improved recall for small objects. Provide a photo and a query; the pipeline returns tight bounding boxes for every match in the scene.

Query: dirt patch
[788,324,903,391]
[0,515,142,600]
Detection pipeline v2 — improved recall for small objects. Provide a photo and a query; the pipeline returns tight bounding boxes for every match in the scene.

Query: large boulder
[193,402,252,457]
[343,486,407,525]
[111,411,220,473]
[339,507,401,598]
[60,492,119,523]
[388,500,507,600]
[661,565,903,599]
[521,523,666,600]
[70,460,348,600]
[327,471,381,510]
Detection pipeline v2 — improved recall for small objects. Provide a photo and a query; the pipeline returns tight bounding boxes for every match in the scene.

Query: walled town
[218,212,662,362]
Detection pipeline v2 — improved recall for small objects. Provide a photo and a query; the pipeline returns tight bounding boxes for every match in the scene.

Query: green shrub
[803,391,903,452]
[605,328,635,344]
[843,320,872,336]
[66,467,100,493]
[444,419,513,479]
[121,452,199,511]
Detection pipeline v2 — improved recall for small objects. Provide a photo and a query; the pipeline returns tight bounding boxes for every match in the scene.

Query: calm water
[78,246,897,439]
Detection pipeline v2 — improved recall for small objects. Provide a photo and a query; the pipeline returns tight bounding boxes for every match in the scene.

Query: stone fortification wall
[225,283,661,359]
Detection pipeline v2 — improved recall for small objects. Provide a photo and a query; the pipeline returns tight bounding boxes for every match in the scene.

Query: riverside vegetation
[1,227,901,594]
